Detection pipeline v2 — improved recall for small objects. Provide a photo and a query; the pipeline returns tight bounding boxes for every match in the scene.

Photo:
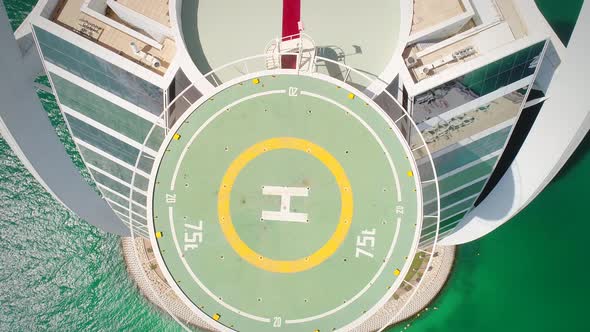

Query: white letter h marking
[261,186,309,223]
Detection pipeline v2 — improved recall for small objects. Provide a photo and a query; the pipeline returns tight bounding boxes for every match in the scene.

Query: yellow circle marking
[218,137,353,274]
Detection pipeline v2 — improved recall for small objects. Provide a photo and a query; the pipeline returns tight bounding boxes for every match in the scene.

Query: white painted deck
[181,0,402,78]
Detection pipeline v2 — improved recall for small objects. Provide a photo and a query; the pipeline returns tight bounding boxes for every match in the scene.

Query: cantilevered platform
[150,74,422,331]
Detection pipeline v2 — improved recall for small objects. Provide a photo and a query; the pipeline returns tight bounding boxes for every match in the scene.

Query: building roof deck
[405,0,529,84]
[115,0,171,27]
[411,0,467,34]
[52,0,175,76]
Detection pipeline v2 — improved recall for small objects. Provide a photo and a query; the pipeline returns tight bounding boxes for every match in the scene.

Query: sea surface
[0,1,587,331]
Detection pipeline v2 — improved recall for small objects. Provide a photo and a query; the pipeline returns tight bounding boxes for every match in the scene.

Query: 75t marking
[355,228,376,258]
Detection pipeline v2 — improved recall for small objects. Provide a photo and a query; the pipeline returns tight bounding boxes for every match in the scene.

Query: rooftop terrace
[51,0,175,76]
[411,0,469,34]
[405,0,529,84]
[115,0,171,27]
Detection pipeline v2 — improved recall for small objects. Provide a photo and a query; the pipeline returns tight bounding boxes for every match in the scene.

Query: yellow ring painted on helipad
[218,137,353,274]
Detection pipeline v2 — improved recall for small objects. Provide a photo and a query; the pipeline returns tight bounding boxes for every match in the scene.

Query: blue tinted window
[34,26,163,115]
[51,74,162,145]
[426,126,512,176]
[89,169,130,197]
[66,115,140,165]
[78,145,133,182]
[424,179,487,216]
[414,41,545,116]
[132,191,147,206]
[133,175,150,191]
[441,197,476,220]
[100,188,129,207]
[137,153,155,174]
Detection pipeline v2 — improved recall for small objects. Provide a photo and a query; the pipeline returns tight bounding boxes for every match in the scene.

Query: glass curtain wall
[33,25,168,236]
[414,41,547,245]
[33,26,164,115]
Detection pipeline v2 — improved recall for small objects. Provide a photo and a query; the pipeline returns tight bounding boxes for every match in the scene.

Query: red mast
[282,0,301,37]
[281,0,301,69]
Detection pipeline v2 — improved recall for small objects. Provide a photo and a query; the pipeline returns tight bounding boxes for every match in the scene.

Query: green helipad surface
[151,75,421,332]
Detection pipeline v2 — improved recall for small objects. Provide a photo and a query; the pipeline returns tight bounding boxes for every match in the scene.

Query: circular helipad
[150,74,421,331]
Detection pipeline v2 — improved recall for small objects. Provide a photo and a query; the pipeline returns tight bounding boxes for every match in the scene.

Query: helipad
[150,74,422,331]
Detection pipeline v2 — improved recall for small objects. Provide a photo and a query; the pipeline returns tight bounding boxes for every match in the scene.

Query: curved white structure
[441,1,590,244]
[397,0,589,246]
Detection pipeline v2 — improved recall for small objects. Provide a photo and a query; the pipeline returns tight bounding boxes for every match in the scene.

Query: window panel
[100,188,129,208]
[78,145,133,183]
[89,169,130,196]
[65,115,140,165]
[51,74,158,145]
[418,86,526,157]
[108,201,128,215]
[133,213,148,225]
[422,156,497,203]
[428,126,512,176]
[134,175,150,192]
[34,26,163,115]
[482,77,498,95]
[439,157,497,193]
[424,179,487,215]
[420,211,468,242]
[440,180,486,207]
[132,191,147,206]
[441,197,476,220]
[131,203,147,217]
[412,41,546,123]
[145,126,165,151]
[422,184,437,204]
[137,153,155,174]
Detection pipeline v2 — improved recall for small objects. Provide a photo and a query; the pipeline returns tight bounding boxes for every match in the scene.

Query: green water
[0,1,587,331]
[387,144,590,332]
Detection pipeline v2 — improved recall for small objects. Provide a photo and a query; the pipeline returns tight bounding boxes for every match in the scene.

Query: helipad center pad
[151,75,421,331]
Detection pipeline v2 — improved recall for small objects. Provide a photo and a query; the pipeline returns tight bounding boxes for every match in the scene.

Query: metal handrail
[125,107,192,330]
[264,32,316,52]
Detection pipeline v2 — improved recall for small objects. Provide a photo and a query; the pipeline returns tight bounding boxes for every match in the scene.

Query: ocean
[0,1,587,331]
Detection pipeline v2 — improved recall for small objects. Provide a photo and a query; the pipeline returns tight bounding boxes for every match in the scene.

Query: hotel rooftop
[49,0,176,76]
[403,0,546,92]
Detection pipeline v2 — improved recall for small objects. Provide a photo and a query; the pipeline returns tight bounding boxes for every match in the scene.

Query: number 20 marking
[288,87,299,97]
[273,316,282,327]
[355,228,376,258]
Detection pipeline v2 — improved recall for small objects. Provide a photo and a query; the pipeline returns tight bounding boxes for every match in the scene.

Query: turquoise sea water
[0,1,587,331]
